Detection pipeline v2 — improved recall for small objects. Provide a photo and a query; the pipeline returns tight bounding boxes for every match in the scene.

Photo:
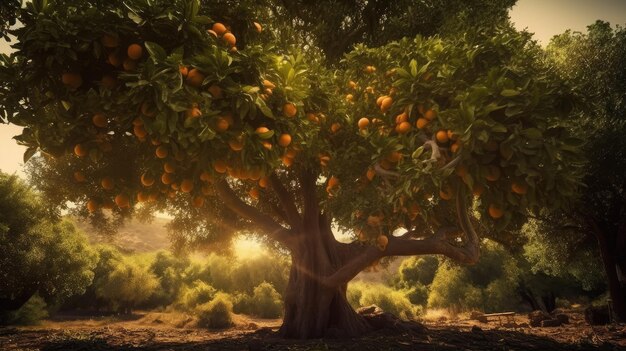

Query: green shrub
[249,282,282,318]
[232,292,252,315]
[346,282,364,308]
[196,293,233,329]
[397,256,439,288]
[348,281,420,320]
[404,284,429,307]
[175,281,217,311]
[7,294,48,325]
[96,259,159,313]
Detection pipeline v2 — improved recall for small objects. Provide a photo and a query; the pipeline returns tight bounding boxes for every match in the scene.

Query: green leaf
[521,128,542,139]
[23,147,37,163]
[145,42,166,60]
[255,97,274,119]
[256,130,275,139]
[501,89,520,97]
[409,59,417,77]
[412,146,424,159]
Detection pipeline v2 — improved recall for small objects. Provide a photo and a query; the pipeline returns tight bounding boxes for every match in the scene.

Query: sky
[1,0,626,178]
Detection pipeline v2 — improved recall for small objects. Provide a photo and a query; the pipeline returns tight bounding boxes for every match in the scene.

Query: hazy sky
[1,0,626,177]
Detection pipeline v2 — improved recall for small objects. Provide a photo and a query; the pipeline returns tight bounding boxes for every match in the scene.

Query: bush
[348,281,420,320]
[175,281,217,311]
[232,292,252,315]
[397,256,439,288]
[404,284,429,307]
[249,282,282,318]
[196,293,233,329]
[6,294,48,325]
[96,259,159,313]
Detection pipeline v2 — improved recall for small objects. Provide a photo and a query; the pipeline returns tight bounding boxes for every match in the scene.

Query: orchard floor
[1,310,625,351]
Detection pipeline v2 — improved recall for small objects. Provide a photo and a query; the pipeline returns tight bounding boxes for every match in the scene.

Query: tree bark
[592,225,626,322]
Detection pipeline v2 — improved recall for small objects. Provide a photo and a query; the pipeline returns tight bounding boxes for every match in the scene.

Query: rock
[528,310,551,327]
[469,311,488,323]
[247,322,258,330]
[540,319,562,327]
[357,304,383,316]
[555,313,569,325]
[584,305,611,325]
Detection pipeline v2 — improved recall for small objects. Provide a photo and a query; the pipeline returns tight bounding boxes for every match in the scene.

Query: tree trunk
[279,216,372,339]
[594,228,626,322]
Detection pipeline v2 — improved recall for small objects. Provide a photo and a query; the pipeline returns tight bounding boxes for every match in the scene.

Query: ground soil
[1,310,625,350]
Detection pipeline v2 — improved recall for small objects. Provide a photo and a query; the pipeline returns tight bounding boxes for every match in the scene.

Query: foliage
[174,280,217,311]
[4,294,48,325]
[347,281,420,320]
[248,281,282,318]
[95,258,159,313]
[196,292,233,328]
[0,172,97,317]
[396,256,439,288]
[149,250,191,306]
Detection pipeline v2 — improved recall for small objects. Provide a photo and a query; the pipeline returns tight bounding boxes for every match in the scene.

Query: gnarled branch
[269,172,303,231]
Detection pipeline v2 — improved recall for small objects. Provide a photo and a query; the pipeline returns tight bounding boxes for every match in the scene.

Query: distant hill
[73,216,172,253]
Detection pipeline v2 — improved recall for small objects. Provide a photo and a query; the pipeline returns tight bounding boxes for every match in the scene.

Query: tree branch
[269,172,303,231]
[214,179,295,249]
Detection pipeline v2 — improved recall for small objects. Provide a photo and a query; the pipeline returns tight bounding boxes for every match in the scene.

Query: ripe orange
[395,112,408,124]
[450,142,461,153]
[282,155,294,167]
[228,138,244,151]
[192,196,205,208]
[87,199,98,213]
[488,204,504,219]
[387,151,402,163]
[357,117,370,130]
[380,97,393,113]
[62,72,82,89]
[345,94,354,102]
[133,117,144,126]
[249,187,260,200]
[101,177,114,190]
[92,113,107,128]
[115,194,130,208]
[181,179,194,193]
[485,165,501,182]
[348,80,357,89]
[101,34,119,48]
[141,102,156,117]
[137,192,149,203]
[263,79,276,89]
[364,65,376,73]
[395,121,411,134]
[255,126,270,134]
[155,145,168,159]
[223,32,236,46]
[283,103,297,118]
[200,171,211,182]
[141,173,155,187]
[424,109,437,121]
[133,124,147,138]
[278,134,292,147]
[123,58,137,71]
[186,107,202,119]
[179,65,189,77]
[436,130,449,144]
[164,162,175,173]
[249,167,262,180]
[376,95,386,107]
[258,177,269,189]
[107,52,122,67]
[253,22,263,33]
[213,160,228,173]
[511,182,528,195]
[327,176,339,189]
[161,172,174,185]
[127,44,143,60]
[212,22,227,35]
[376,235,389,251]
[439,186,453,200]
[208,85,222,99]
[416,118,429,129]
[215,117,230,132]
[366,168,376,181]
[330,122,341,134]
[261,141,272,150]
[186,69,205,87]
[73,171,86,182]
[74,144,88,157]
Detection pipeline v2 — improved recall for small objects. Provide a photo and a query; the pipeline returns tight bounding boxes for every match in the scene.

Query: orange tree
[0,0,584,338]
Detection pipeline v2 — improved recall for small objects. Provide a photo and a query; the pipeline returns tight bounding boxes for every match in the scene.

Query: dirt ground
[1,310,625,351]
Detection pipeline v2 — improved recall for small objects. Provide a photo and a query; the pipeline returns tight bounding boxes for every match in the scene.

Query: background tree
[0,0,584,338]
[545,21,626,321]
[0,172,96,322]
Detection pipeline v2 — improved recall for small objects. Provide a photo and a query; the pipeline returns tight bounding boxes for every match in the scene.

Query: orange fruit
[181,179,194,193]
[364,65,376,73]
[123,58,137,71]
[186,69,205,87]
[254,22,263,33]
[395,112,408,124]
[212,22,227,35]
[74,144,88,157]
[92,113,107,128]
[330,122,341,134]
[416,118,429,129]
[485,165,501,182]
[101,34,119,48]
[387,151,402,163]
[141,173,155,187]
[345,94,354,102]
[115,194,130,208]
[472,183,485,197]
[348,80,357,89]
[192,196,205,208]
[186,107,202,119]
[107,52,122,67]
[376,95,387,107]
[101,177,114,190]
[201,185,212,196]
[380,97,393,112]
[278,134,292,147]
[164,162,175,173]
[436,130,449,144]
[137,192,149,203]
[127,44,143,60]
[223,32,236,46]
[155,145,168,159]
[208,85,222,99]
[439,186,453,200]
[488,204,504,219]
[358,117,370,130]
[200,171,211,182]
[282,155,294,167]
[133,117,144,126]
[133,124,147,138]
[395,121,411,134]
[255,126,270,134]
[262,79,276,89]
[215,117,230,132]
[327,176,339,189]
[511,182,528,195]
[228,138,244,151]
[450,142,461,153]
[87,199,98,213]
[283,103,297,118]
[74,171,86,182]
[62,72,82,89]
[161,172,174,185]
[424,109,437,121]
[179,65,189,77]
[306,112,319,124]
[213,160,228,173]
[140,102,156,117]
[258,177,269,189]
[376,235,389,251]
[366,168,376,181]
[261,141,272,150]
